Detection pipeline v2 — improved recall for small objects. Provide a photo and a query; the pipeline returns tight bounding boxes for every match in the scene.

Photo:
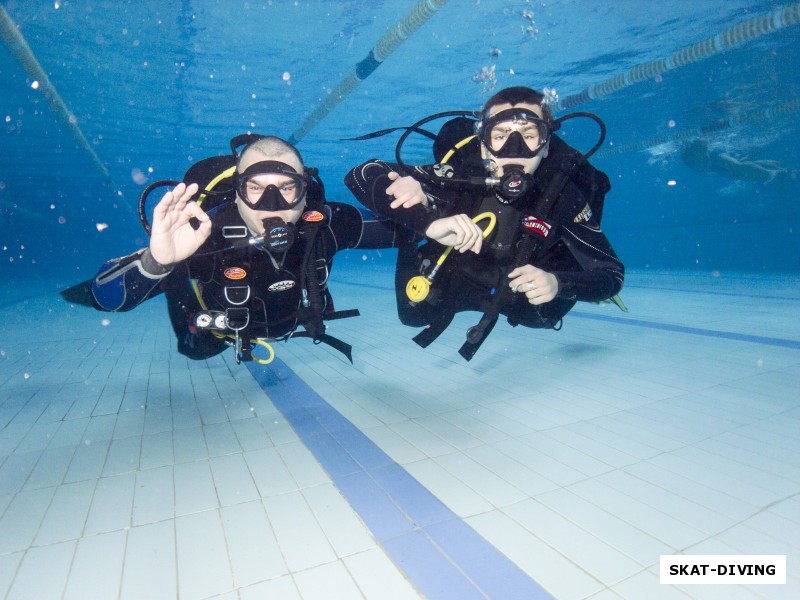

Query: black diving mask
[236,160,307,212]
[480,108,552,159]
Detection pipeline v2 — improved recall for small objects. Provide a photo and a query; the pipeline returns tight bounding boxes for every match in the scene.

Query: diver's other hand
[149,182,210,265]
[425,214,483,254]
[386,172,428,208]
[508,265,559,305]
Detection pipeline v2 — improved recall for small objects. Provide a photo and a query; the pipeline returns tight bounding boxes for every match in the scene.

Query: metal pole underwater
[0,5,123,199]
[554,3,800,112]
[288,0,450,145]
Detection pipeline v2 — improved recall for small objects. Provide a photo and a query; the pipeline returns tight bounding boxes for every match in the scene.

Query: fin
[291,331,354,363]
[324,308,360,321]
[609,294,628,312]
[59,279,98,308]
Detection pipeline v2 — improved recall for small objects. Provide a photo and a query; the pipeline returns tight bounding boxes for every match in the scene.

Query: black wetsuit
[92,201,399,360]
[344,157,624,340]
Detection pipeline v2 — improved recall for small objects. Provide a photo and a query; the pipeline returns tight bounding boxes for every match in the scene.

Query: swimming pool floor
[1,267,798,599]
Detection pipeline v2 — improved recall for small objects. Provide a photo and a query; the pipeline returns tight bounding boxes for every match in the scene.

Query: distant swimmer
[681,139,789,183]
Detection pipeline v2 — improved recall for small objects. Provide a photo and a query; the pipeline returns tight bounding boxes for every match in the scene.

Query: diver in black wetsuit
[90,135,400,363]
[344,86,625,360]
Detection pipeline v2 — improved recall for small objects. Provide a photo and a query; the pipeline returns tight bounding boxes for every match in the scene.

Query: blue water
[2,4,800,598]
[1,0,798,302]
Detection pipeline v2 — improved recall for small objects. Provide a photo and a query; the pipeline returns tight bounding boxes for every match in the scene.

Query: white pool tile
[244,446,302,497]
[0,486,56,554]
[84,473,135,535]
[121,520,177,600]
[204,421,243,456]
[23,444,74,489]
[176,510,234,599]
[196,395,231,426]
[64,437,110,483]
[174,459,219,515]
[263,491,338,572]
[275,440,330,489]
[102,435,141,477]
[210,452,261,506]
[238,575,302,599]
[0,553,23,599]
[63,530,127,600]
[112,407,145,439]
[344,548,423,599]
[81,413,117,444]
[34,479,95,545]
[293,560,365,600]
[139,430,174,470]
[220,500,288,587]
[48,417,90,449]
[0,451,37,496]
[5,541,76,600]
[172,425,209,463]
[230,417,273,452]
[132,465,174,525]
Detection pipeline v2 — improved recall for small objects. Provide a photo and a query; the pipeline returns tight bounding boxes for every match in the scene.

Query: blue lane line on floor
[570,311,800,350]
[335,279,800,349]
[247,358,553,600]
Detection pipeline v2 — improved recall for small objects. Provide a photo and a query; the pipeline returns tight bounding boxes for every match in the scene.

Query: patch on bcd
[521,215,551,238]
[268,280,296,292]
[224,267,247,280]
[573,203,593,224]
[302,210,325,223]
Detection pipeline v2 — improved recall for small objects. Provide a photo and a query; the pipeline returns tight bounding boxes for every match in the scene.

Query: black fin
[59,279,98,308]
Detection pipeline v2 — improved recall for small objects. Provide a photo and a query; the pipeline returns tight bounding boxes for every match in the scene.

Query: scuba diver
[81,135,401,364]
[680,138,790,184]
[344,86,625,361]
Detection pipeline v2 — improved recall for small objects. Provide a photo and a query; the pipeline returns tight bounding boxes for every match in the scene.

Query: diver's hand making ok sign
[148,182,211,266]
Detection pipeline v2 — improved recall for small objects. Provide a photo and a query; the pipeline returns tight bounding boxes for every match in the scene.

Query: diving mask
[480,108,552,159]
[236,160,307,211]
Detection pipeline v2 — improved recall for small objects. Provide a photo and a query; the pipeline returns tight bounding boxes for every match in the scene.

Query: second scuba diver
[345,86,625,360]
